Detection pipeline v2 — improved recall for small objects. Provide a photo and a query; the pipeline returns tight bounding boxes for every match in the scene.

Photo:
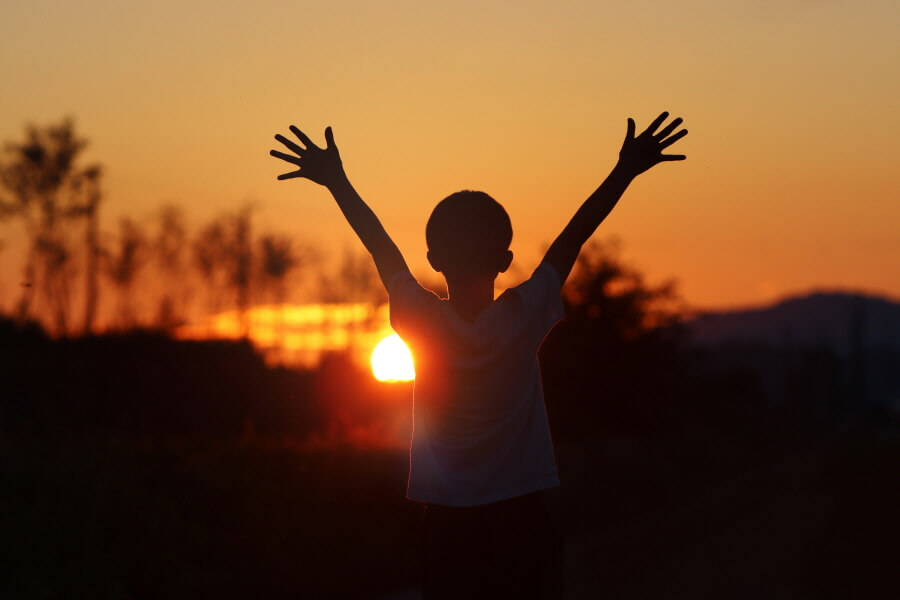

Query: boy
[270,113,687,598]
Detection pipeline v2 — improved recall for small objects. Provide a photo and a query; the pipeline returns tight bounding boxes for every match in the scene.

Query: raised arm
[270,126,409,288]
[541,112,687,284]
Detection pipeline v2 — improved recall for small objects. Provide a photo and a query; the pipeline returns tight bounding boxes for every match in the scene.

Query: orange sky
[2,0,899,310]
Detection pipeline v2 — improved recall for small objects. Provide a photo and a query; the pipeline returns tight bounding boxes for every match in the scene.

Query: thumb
[324,126,336,149]
[625,118,635,142]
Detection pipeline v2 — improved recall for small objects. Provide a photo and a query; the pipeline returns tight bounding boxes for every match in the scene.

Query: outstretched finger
[275,133,305,156]
[659,129,688,149]
[644,112,669,136]
[625,118,636,142]
[289,126,317,150]
[660,154,687,162]
[270,149,302,166]
[324,126,336,149]
[655,117,683,140]
[277,170,305,180]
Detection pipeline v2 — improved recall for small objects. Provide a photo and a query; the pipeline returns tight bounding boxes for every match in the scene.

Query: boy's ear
[427,250,443,273]
[497,250,513,274]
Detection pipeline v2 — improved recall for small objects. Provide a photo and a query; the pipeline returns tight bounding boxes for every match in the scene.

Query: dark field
[2,323,899,599]
[5,427,898,598]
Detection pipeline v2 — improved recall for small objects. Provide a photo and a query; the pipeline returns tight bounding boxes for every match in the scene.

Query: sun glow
[371,334,415,382]
[175,303,392,368]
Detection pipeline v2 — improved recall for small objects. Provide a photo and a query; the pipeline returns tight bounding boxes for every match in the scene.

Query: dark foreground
[3,428,898,599]
[2,324,898,598]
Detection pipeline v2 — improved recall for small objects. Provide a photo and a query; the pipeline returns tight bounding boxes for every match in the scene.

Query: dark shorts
[422,491,564,600]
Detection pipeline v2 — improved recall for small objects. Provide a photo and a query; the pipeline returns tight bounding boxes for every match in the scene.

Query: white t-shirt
[388,263,564,507]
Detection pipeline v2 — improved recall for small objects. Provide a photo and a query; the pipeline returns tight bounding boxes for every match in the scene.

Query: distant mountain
[684,292,900,354]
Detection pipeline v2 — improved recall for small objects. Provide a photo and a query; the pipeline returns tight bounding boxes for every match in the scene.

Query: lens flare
[371,334,415,381]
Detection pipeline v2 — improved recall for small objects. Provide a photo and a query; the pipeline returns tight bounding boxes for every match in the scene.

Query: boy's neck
[446,275,496,323]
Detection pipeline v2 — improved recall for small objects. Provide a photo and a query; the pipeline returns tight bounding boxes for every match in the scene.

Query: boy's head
[426,190,513,280]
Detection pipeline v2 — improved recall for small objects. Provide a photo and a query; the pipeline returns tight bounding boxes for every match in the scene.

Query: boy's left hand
[617,112,687,177]
[270,126,345,188]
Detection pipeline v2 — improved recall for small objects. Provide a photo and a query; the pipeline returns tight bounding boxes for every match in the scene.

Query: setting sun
[371,334,415,382]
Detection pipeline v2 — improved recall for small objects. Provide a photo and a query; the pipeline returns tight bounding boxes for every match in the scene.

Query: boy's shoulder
[504,262,563,305]
[390,263,563,343]
[389,262,561,310]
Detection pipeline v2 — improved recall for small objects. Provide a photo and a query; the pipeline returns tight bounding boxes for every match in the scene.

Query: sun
[371,334,415,382]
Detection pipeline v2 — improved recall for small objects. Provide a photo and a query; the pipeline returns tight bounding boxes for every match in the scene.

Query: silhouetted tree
[540,240,686,438]
[104,218,148,328]
[257,233,301,347]
[192,207,254,336]
[193,217,228,317]
[72,169,102,334]
[258,234,298,302]
[318,248,387,306]
[35,233,74,333]
[153,205,189,330]
[0,119,102,334]
[0,119,101,334]
[316,249,387,349]
[227,207,253,336]
[563,239,682,335]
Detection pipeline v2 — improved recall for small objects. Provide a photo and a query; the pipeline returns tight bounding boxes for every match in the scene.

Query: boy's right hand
[270,126,346,188]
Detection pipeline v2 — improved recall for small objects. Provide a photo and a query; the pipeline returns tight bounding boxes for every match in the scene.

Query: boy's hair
[426,190,513,277]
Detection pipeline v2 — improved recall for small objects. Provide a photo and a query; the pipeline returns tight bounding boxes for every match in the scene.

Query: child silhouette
[271,113,687,599]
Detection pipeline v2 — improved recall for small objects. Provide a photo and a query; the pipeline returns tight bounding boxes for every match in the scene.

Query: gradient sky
[2,0,898,310]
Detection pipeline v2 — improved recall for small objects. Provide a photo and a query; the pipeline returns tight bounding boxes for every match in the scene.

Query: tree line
[0,119,387,337]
